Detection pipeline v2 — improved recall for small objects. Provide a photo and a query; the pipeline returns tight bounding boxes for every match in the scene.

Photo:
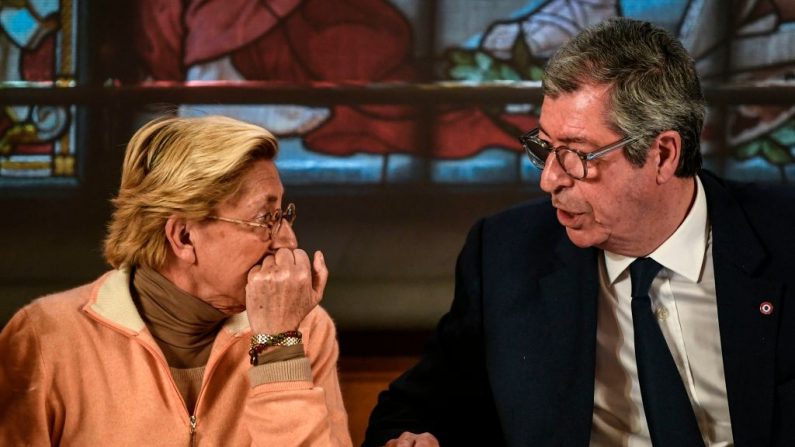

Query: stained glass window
[0,0,78,184]
[3,0,794,187]
[122,0,795,186]
[722,0,795,183]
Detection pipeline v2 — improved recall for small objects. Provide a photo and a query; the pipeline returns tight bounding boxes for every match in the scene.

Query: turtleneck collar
[131,266,227,368]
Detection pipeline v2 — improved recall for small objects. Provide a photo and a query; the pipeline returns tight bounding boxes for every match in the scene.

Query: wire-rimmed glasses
[207,203,296,239]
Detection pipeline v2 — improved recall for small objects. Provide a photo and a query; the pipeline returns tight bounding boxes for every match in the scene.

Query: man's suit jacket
[364,171,795,447]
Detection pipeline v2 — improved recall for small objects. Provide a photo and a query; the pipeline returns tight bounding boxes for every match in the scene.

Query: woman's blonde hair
[104,115,278,270]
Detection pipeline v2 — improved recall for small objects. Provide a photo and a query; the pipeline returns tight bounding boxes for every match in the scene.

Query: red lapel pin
[759,301,774,315]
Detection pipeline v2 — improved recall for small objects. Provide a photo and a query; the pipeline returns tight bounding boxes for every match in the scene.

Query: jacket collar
[83,269,250,336]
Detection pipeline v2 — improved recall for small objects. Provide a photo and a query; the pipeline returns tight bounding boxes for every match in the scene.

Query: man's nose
[539,152,573,194]
[270,220,298,250]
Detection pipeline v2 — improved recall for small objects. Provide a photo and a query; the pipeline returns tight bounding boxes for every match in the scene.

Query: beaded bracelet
[249,330,302,365]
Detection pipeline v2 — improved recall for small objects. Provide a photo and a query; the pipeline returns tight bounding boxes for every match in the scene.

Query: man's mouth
[557,208,576,224]
[558,208,575,218]
[552,203,583,227]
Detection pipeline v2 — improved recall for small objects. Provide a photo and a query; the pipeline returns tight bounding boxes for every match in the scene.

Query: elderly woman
[0,116,351,446]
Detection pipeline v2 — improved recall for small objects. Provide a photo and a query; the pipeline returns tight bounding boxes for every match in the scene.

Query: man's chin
[565,227,608,249]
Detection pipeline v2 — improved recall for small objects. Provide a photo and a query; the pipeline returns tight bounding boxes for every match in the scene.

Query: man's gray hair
[542,18,705,177]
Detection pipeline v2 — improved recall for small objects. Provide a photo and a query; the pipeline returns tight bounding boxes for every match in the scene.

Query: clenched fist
[245,248,328,334]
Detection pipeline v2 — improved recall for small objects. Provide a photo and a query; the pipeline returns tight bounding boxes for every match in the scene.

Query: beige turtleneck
[131,266,227,369]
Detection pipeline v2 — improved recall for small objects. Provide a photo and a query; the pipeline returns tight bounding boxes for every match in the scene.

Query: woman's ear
[164,216,196,264]
[653,130,682,184]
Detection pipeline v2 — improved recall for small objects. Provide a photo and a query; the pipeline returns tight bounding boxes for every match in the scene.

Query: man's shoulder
[701,170,795,213]
[701,170,795,262]
[460,196,564,255]
[480,197,560,238]
[481,196,555,227]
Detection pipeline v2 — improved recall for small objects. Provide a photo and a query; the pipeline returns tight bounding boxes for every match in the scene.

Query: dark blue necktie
[630,257,704,447]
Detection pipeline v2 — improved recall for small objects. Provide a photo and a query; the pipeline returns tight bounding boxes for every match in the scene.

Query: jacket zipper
[189,414,197,447]
[136,332,242,445]
[188,335,243,446]
[190,336,238,430]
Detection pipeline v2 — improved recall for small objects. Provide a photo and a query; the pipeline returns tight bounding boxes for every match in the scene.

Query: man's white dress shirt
[590,177,734,446]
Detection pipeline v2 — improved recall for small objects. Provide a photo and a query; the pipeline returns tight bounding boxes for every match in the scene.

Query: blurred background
[3,0,795,443]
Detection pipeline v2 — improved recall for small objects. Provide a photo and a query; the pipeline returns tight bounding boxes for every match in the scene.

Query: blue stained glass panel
[1,0,78,184]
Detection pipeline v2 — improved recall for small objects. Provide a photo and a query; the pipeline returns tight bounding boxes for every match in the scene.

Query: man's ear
[164,216,196,264]
[653,130,682,184]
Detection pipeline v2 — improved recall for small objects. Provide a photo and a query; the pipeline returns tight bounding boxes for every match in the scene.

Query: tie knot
[629,257,663,297]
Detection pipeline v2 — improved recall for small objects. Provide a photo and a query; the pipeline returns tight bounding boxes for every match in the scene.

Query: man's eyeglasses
[519,128,642,179]
[207,203,296,239]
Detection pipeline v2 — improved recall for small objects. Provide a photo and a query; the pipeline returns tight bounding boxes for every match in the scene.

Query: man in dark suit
[364,18,795,447]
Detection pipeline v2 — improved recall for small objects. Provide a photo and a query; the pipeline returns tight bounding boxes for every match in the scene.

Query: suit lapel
[539,237,599,445]
[702,172,782,446]
[484,218,599,446]
[532,237,600,444]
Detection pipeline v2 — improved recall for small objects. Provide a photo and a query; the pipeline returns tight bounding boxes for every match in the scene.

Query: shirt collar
[604,176,708,284]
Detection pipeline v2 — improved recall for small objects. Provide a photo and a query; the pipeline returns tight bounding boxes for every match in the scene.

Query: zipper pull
[189,414,198,447]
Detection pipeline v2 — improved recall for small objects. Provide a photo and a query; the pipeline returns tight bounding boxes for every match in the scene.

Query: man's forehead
[539,91,613,144]
[540,84,610,112]
[538,124,592,145]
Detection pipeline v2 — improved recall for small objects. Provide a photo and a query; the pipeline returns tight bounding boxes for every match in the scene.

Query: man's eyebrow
[538,124,593,146]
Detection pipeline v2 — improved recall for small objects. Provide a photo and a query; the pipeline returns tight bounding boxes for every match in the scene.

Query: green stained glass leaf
[734,140,762,160]
[770,122,795,146]
[498,64,521,81]
[761,140,794,165]
[527,65,545,81]
[486,64,507,81]
[449,65,482,81]
[474,51,493,71]
[449,49,474,66]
